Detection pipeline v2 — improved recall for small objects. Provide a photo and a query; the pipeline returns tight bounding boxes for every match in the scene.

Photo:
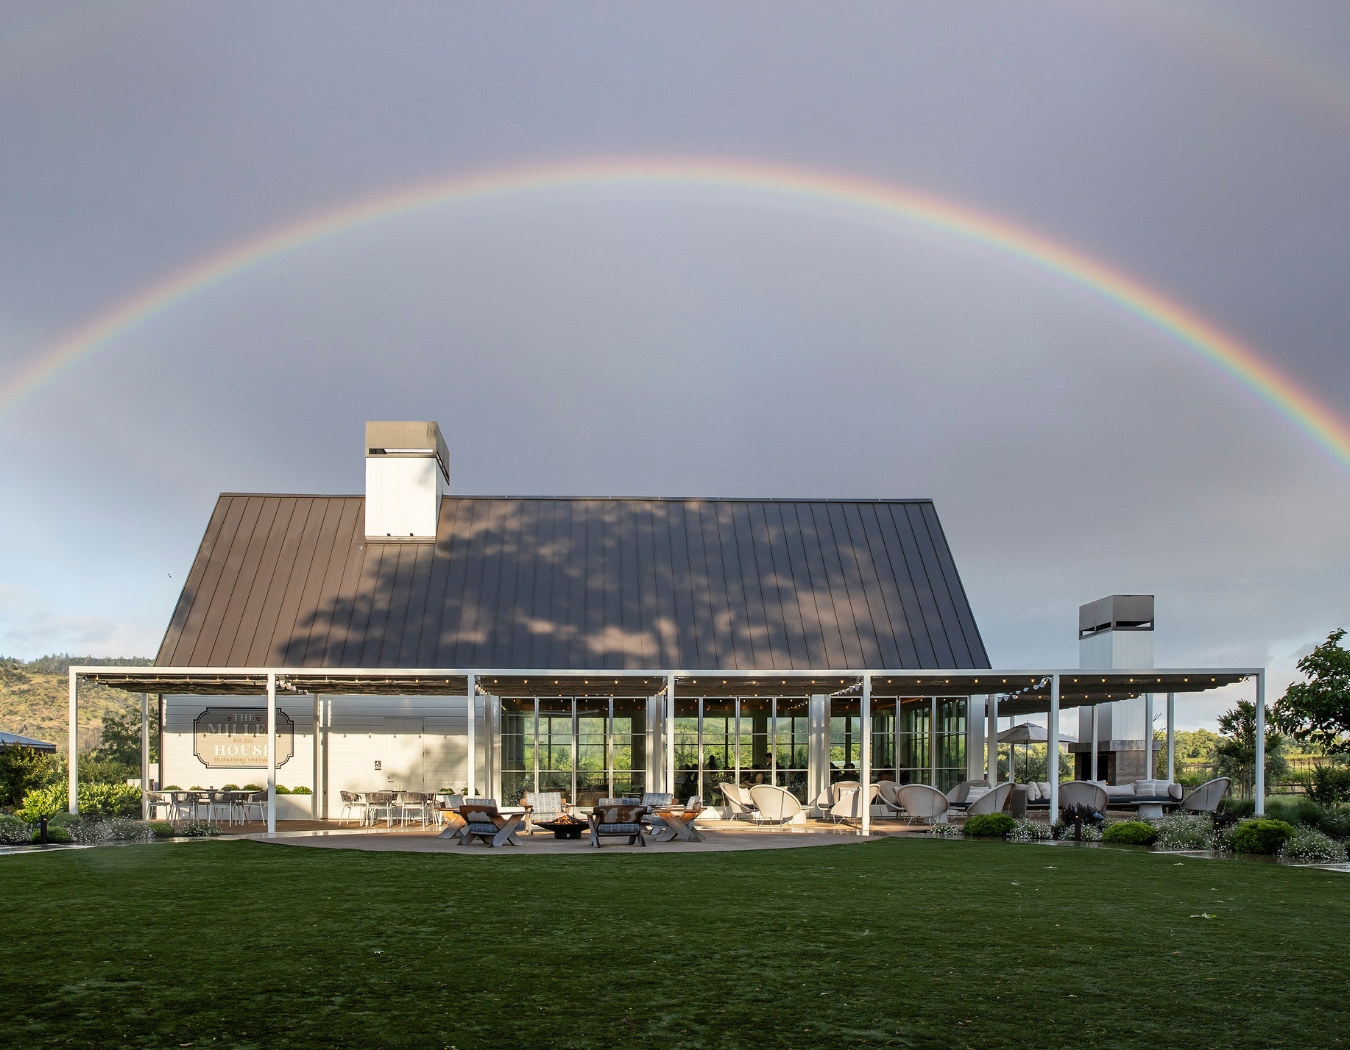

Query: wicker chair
[1179,777,1231,814]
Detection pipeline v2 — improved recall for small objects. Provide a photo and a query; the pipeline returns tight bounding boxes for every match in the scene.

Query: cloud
[0,583,159,660]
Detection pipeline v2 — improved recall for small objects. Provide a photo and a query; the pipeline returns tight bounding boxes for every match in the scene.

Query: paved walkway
[253,820,927,854]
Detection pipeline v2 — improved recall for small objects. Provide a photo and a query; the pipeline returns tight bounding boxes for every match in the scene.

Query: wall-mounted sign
[193,708,294,768]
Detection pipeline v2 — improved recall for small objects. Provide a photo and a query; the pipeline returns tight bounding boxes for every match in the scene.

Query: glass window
[538,698,573,803]
[738,699,773,791]
[935,698,967,793]
[500,698,534,805]
[701,699,736,806]
[575,699,609,806]
[611,697,647,799]
[673,699,699,804]
[830,698,861,783]
[774,697,809,801]
[870,697,897,786]
[898,698,931,785]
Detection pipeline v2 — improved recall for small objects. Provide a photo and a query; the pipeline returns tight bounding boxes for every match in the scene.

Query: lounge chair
[1058,781,1109,812]
[719,782,757,821]
[963,781,1013,816]
[876,781,905,820]
[830,784,881,827]
[522,791,565,833]
[1178,777,1231,814]
[458,799,524,847]
[945,779,991,811]
[896,784,950,825]
[749,784,803,826]
[588,801,647,847]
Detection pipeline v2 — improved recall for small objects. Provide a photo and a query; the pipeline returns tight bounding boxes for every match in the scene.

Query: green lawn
[2,837,1346,1049]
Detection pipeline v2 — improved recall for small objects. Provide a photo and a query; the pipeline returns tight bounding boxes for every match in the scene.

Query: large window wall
[673,697,813,805]
[500,697,647,807]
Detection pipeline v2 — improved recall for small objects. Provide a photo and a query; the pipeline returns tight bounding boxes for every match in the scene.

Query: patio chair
[639,792,674,835]
[1057,781,1109,813]
[829,784,881,827]
[945,779,991,810]
[205,791,235,826]
[831,780,861,804]
[364,791,397,827]
[1178,777,1231,814]
[719,782,756,821]
[749,784,803,826]
[896,784,950,825]
[337,790,367,826]
[434,794,466,839]
[396,791,435,828]
[876,781,907,821]
[522,791,565,833]
[239,790,268,823]
[814,785,837,820]
[459,799,524,847]
[963,781,1013,817]
[588,801,647,847]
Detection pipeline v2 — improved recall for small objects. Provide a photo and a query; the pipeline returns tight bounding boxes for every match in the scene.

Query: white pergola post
[987,693,999,785]
[1090,704,1099,783]
[666,674,676,797]
[1144,693,1154,779]
[312,694,322,820]
[466,672,476,798]
[68,668,78,814]
[141,692,150,819]
[1165,692,1175,782]
[860,674,872,837]
[267,671,277,837]
[1048,675,1060,823]
[1255,671,1266,816]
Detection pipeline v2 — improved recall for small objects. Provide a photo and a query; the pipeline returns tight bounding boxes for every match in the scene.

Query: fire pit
[537,815,585,840]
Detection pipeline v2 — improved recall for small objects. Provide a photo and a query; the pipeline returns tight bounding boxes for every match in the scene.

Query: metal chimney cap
[1079,594,1154,639]
[365,421,449,483]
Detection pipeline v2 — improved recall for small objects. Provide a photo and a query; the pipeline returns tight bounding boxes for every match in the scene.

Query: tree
[1215,700,1288,797]
[1275,629,1350,753]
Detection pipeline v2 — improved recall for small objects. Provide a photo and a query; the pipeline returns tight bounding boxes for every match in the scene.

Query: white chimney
[364,421,449,540]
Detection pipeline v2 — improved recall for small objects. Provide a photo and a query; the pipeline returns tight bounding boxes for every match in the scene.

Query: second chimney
[364,420,448,540]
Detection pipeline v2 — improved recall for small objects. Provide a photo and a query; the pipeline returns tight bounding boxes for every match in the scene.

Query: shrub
[148,821,176,838]
[1279,826,1346,864]
[242,784,261,791]
[30,824,73,844]
[275,785,291,794]
[1152,814,1215,851]
[176,820,220,838]
[929,821,964,838]
[1103,821,1158,846]
[1232,818,1294,855]
[78,782,141,819]
[288,786,311,795]
[964,813,1016,838]
[1220,797,1255,819]
[0,814,32,845]
[0,744,60,807]
[72,818,154,845]
[222,784,240,792]
[18,782,67,821]
[1008,818,1053,842]
[1308,765,1350,806]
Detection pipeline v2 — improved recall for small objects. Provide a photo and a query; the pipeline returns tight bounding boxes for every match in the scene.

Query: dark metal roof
[156,495,989,672]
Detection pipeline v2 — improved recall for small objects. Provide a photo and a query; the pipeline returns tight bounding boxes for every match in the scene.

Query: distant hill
[0,655,153,753]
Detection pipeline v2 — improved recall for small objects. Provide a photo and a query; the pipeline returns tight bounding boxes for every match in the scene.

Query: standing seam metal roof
[156,495,990,671]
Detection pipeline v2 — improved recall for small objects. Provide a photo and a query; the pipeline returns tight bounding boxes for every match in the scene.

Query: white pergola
[67,664,1266,836]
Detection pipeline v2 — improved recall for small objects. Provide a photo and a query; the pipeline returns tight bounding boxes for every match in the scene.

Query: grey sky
[2,1,1348,729]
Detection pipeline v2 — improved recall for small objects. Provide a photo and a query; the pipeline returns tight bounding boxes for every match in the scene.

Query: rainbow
[4,157,1349,472]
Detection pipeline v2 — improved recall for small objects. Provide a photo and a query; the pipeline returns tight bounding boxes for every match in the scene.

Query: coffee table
[651,806,704,842]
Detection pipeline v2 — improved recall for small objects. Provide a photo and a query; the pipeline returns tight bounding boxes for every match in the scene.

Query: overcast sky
[2,1,1348,729]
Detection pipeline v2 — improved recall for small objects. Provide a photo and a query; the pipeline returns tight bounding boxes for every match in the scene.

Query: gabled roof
[156,495,989,672]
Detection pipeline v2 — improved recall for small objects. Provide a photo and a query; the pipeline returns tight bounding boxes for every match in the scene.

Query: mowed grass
[2,837,1347,1049]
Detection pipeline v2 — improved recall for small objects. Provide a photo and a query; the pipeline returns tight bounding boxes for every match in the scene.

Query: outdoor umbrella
[997,723,1077,782]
